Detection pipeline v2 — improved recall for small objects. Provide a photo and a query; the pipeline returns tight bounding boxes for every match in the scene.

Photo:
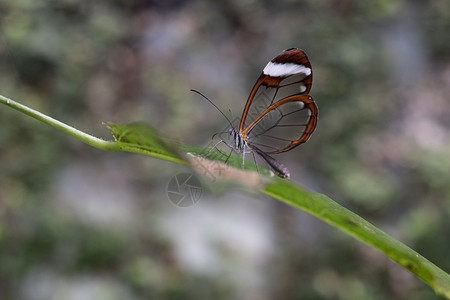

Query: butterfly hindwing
[243,95,318,154]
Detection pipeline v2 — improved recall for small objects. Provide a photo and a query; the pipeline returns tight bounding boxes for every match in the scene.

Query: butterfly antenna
[190,89,234,128]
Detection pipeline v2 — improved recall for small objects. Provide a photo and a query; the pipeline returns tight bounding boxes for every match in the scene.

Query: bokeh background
[1,0,449,299]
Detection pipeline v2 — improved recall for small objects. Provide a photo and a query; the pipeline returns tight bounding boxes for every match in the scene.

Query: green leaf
[2,94,450,298]
[105,122,450,298]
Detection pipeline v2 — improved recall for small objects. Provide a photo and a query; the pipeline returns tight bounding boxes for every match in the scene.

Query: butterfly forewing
[241,73,312,131]
[239,48,317,154]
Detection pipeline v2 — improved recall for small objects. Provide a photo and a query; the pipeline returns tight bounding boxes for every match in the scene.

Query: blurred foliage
[1,0,450,299]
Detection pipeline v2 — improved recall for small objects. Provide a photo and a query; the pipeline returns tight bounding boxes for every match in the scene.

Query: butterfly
[196,48,318,179]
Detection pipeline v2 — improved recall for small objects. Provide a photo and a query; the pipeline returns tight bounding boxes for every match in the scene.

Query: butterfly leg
[252,151,261,175]
[251,151,260,175]
[224,147,233,164]
[201,139,226,158]
[242,144,246,170]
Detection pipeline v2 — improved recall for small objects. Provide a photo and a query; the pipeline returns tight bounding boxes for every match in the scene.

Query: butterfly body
[230,128,244,152]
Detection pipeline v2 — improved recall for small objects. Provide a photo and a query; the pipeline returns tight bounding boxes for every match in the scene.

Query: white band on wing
[263,61,311,77]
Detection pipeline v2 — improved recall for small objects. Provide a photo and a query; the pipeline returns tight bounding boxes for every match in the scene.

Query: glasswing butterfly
[196,48,318,179]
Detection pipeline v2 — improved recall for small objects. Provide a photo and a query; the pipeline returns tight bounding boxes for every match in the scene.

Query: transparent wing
[243,95,318,154]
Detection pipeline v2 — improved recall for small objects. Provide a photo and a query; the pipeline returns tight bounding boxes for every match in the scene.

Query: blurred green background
[1,0,449,299]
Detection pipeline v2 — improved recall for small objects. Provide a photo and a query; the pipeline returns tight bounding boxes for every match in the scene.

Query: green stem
[0,94,119,151]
